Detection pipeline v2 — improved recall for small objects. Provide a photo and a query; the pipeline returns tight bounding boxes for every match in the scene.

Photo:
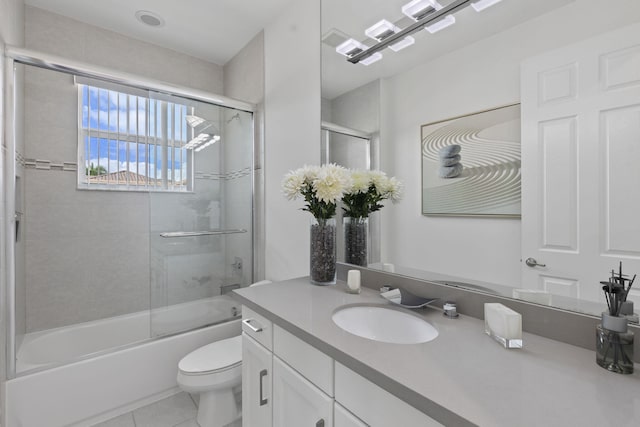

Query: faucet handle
[443,302,459,318]
[380,285,394,293]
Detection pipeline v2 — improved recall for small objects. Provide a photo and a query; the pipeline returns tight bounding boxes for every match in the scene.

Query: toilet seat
[179,335,242,376]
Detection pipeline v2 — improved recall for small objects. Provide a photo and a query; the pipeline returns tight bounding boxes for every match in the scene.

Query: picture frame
[421,103,521,217]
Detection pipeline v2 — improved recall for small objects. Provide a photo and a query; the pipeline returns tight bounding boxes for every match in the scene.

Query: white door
[242,333,272,427]
[272,356,333,427]
[521,23,640,305]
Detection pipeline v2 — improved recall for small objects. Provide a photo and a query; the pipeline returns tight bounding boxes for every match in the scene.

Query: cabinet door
[242,333,272,427]
[273,356,333,427]
[335,403,368,427]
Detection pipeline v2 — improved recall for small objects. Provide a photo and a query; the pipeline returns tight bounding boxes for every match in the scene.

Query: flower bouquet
[283,164,352,285]
[341,170,402,266]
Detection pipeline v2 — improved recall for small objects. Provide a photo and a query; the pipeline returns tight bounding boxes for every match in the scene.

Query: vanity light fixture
[365,20,415,52]
[345,0,506,65]
[402,0,456,34]
[336,38,383,65]
[471,0,504,12]
[424,15,456,33]
[401,0,437,20]
[359,52,383,65]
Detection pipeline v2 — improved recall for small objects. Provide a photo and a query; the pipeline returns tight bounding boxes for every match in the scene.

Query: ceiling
[24,0,293,65]
[22,0,573,97]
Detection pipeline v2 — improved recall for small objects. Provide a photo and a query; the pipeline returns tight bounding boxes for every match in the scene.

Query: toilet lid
[179,335,242,375]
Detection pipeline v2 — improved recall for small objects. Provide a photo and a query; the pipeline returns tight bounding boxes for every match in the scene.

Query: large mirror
[322,0,640,316]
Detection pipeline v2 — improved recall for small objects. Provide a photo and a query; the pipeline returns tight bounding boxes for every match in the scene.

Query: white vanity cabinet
[273,356,333,427]
[242,306,439,427]
[242,334,272,427]
[242,306,273,427]
[242,308,334,427]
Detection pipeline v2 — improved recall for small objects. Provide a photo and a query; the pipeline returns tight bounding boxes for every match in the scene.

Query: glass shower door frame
[2,45,259,379]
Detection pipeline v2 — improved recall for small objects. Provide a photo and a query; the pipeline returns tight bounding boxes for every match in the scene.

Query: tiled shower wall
[21,6,225,332]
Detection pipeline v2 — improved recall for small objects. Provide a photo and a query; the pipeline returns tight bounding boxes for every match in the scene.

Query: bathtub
[6,295,242,427]
[17,295,240,373]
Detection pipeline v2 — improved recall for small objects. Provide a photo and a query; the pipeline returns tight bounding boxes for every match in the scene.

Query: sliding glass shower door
[149,95,254,337]
[9,59,255,376]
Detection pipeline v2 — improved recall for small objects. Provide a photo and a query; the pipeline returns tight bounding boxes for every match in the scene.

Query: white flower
[348,169,371,194]
[282,165,321,200]
[282,170,305,200]
[382,176,403,202]
[313,163,352,204]
[300,164,321,182]
[368,170,388,196]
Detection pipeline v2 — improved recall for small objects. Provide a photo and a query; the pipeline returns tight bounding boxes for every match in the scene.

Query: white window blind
[77,78,192,191]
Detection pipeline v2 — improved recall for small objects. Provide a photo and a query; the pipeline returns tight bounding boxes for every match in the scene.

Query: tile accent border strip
[24,158,77,171]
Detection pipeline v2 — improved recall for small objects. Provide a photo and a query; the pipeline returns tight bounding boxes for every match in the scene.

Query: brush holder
[596,313,634,374]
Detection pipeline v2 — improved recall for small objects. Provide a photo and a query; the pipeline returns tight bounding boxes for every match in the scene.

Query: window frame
[76,78,194,193]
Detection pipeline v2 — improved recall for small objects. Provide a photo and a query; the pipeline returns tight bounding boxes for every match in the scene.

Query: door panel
[272,356,333,427]
[522,23,640,305]
[242,333,272,427]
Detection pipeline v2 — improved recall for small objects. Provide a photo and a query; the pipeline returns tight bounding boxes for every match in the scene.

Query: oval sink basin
[332,306,438,344]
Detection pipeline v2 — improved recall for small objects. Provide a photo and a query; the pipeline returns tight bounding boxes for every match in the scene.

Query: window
[78,80,192,191]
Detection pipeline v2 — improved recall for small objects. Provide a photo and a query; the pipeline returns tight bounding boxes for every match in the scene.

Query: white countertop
[233,278,640,426]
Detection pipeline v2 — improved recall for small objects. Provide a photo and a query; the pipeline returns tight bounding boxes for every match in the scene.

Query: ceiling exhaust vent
[135,10,165,28]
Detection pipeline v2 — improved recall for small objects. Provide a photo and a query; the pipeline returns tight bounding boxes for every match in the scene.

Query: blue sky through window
[81,85,189,186]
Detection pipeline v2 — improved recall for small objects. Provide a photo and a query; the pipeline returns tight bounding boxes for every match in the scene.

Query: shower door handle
[259,369,268,406]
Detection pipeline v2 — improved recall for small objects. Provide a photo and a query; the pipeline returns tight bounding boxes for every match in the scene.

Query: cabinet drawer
[273,325,334,397]
[335,362,442,426]
[242,305,273,351]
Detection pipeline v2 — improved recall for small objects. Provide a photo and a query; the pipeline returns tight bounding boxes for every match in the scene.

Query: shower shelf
[160,229,247,238]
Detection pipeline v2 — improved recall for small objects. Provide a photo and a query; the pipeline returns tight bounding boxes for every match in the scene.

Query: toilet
[177,280,271,427]
[177,335,242,427]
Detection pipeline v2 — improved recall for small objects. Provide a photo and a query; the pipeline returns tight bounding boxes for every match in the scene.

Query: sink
[332,305,438,344]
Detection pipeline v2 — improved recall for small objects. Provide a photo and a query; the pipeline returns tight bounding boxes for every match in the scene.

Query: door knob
[525,257,546,268]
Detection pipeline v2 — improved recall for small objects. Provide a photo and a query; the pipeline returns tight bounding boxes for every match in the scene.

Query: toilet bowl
[177,335,242,427]
[177,280,271,427]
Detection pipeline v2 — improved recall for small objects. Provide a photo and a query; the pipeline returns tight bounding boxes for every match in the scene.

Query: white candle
[347,270,361,292]
[484,303,522,348]
[382,263,395,273]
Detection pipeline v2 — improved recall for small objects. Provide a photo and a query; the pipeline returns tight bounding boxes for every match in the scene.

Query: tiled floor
[93,392,242,427]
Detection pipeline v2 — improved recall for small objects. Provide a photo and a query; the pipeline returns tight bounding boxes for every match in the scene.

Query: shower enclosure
[3,49,257,377]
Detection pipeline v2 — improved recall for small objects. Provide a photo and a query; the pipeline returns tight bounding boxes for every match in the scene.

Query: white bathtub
[7,295,242,427]
[17,295,240,373]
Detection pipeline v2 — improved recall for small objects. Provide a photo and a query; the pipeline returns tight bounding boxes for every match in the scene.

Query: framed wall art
[421,103,521,217]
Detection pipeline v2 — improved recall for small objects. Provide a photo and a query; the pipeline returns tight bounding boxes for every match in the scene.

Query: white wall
[381,0,640,286]
[264,0,321,281]
[224,32,264,105]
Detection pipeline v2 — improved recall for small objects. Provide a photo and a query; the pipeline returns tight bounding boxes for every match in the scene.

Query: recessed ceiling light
[135,10,165,28]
